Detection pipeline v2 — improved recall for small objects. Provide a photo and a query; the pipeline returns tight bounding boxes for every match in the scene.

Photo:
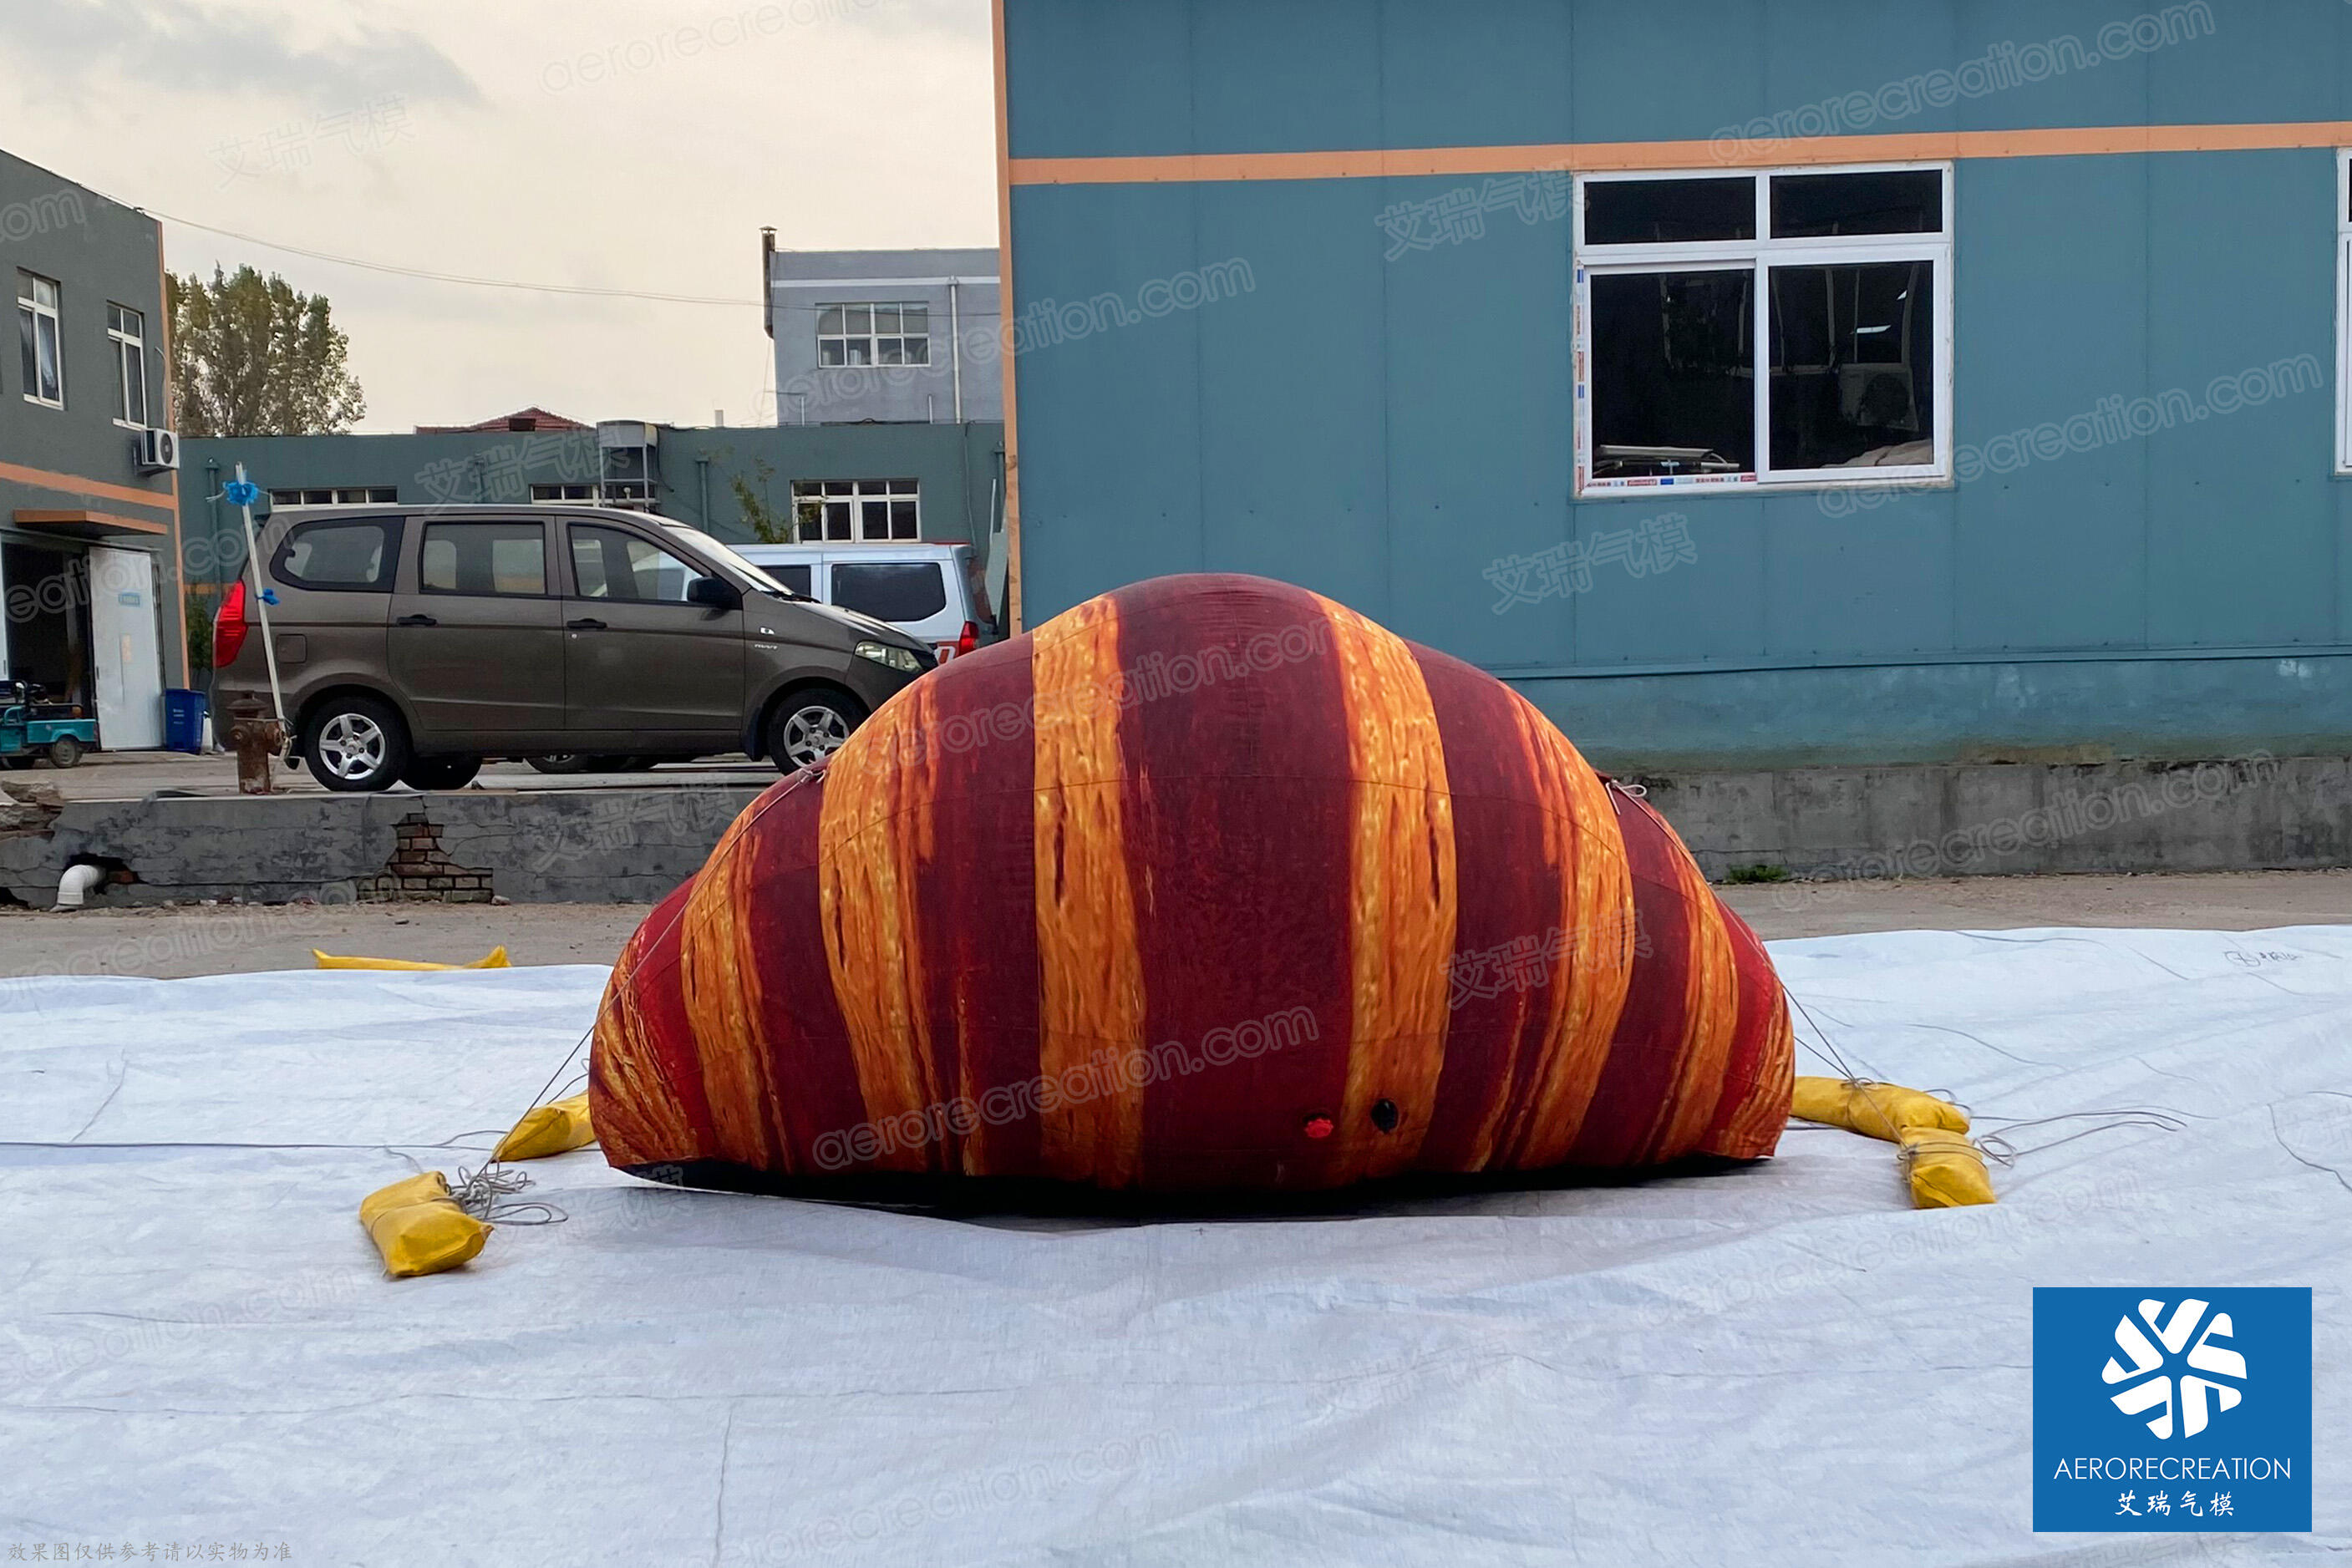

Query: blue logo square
[2035,1287,2312,1532]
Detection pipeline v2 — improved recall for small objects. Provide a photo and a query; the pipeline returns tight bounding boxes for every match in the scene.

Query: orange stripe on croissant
[1644,828,1744,1162]
[1314,596,1458,1185]
[1496,695,1638,1170]
[1029,593,1147,1186]
[680,805,785,1171]
[591,917,696,1166]
[819,685,942,1173]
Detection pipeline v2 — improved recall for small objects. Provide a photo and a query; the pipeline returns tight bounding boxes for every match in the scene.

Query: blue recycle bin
[164,688,209,754]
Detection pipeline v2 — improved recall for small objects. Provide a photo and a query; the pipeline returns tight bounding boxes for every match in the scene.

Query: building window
[1574,165,1953,495]
[269,488,398,506]
[531,483,603,505]
[817,303,930,368]
[2338,150,2350,475]
[107,305,147,427]
[792,480,919,541]
[18,272,63,408]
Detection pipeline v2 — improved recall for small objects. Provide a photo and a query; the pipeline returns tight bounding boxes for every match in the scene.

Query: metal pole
[233,462,287,729]
[950,280,963,423]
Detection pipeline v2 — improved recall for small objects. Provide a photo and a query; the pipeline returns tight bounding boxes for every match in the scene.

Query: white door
[88,546,165,750]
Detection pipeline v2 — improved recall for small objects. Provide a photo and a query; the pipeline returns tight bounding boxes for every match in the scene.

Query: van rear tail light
[213,580,250,667]
[956,620,978,657]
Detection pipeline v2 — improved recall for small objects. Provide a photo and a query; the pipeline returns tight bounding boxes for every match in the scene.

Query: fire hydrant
[228,706,286,796]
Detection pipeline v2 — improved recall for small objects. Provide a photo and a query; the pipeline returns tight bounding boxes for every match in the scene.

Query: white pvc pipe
[56,863,104,909]
[234,461,287,728]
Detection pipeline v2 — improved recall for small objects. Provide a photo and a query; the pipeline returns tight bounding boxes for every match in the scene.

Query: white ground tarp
[2,928,2345,1565]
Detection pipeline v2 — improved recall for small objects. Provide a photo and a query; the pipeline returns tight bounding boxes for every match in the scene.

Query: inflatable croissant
[592,574,1793,1200]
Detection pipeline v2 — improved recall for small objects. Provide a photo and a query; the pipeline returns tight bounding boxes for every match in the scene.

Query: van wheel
[528,754,591,774]
[400,755,482,791]
[305,694,411,793]
[768,690,865,773]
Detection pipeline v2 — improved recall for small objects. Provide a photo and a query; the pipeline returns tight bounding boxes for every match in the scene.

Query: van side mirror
[687,576,741,611]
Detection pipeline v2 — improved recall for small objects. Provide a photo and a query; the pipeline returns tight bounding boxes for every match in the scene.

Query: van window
[569,525,704,603]
[420,521,547,596]
[769,562,813,596]
[831,561,947,622]
[274,517,400,591]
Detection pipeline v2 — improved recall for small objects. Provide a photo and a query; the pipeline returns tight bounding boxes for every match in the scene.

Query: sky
[0,0,999,432]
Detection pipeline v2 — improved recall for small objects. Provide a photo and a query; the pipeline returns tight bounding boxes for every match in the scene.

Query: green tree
[729,456,796,543]
[167,265,366,436]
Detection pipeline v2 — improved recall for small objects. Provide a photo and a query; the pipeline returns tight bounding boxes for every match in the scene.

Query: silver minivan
[735,542,990,665]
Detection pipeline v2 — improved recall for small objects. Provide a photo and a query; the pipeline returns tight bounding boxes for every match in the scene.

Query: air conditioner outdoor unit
[135,427,180,472]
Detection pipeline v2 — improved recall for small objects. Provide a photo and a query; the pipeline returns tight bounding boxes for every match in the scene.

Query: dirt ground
[0,869,2345,979]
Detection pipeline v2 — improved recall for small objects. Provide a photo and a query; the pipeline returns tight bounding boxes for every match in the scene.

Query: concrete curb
[0,785,769,907]
[2,757,2344,909]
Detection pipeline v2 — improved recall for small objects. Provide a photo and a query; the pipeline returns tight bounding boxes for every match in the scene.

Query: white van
[735,542,991,664]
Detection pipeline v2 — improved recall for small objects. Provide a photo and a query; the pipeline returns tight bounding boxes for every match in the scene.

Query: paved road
[7,749,781,802]
[2,870,2345,980]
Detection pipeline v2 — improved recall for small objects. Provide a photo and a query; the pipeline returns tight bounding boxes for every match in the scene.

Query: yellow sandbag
[359,1170,491,1278]
[313,946,512,972]
[1897,1124,1999,1209]
[1791,1076,1968,1143]
[493,1094,596,1161]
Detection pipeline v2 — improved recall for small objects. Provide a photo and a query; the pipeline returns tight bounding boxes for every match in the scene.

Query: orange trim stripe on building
[1009,119,2352,186]
[0,458,178,513]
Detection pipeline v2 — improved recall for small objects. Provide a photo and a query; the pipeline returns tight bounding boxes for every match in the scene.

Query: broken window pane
[1584,178,1755,245]
[1770,170,1943,238]
[1768,261,1936,471]
[1588,269,1755,480]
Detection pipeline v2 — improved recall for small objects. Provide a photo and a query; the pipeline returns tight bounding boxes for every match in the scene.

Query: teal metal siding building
[182,419,1006,590]
[994,0,2352,770]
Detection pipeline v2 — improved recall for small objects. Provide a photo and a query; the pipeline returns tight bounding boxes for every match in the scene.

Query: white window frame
[530,482,604,505]
[792,479,921,541]
[1572,162,1954,500]
[816,302,932,369]
[18,271,64,409]
[107,303,146,429]
[2336,148,2350,476]
[269,487,397,507]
